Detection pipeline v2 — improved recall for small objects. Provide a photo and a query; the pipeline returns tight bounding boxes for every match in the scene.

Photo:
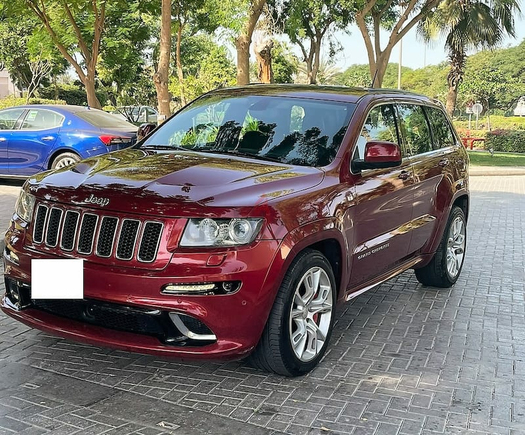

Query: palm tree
[419,0,520,117]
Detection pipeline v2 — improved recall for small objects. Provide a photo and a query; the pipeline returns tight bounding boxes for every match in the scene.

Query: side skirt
[344,257,423,302]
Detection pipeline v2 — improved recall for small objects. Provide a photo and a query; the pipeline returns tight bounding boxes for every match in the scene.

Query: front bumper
[2,223,284,360]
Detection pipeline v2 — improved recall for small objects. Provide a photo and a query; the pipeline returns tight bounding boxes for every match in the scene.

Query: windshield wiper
[141,144,187,151]
[196,149,283,163]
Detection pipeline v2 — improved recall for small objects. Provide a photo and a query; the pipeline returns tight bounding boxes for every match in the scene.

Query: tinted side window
[354,104,400,160]
[20,109,64,130]
[397,104,432,155]
[426,107,456,149]
[0,108,24,130]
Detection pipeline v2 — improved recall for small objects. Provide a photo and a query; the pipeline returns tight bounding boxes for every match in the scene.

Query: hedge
[454,116,525,131]
[39,86,109,107]
[0,96,66,110]
[485,129,525,153]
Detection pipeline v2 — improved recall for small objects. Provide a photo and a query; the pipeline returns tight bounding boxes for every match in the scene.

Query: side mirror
[352,141,402,172]
[137,123,157,140]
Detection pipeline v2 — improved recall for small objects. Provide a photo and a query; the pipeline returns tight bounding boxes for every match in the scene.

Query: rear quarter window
[425,107,457,150]
[76,110,137,129]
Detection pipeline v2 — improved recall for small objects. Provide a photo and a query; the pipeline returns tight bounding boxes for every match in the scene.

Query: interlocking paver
[1,174,525,434]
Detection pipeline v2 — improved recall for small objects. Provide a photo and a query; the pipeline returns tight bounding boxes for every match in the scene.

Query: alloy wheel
[446,215,466,278]
[289,266,333,362]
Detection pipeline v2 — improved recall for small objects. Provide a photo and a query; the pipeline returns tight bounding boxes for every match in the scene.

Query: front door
[347,103,415,289]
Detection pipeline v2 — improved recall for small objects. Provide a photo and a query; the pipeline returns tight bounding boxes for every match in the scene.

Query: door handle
[439,158,449,167]
[42,136,55,141]
[398,170,411,180]
[0,137,7,142]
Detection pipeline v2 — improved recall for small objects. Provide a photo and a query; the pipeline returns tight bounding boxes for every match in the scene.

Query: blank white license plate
[31,259,84,299]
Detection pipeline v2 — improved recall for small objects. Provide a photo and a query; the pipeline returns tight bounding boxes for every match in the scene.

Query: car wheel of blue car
[51,152,80,170]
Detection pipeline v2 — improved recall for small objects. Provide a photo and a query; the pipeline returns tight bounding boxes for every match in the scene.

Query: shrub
[485,129,525,153]
[0,96,66,109]
[39,85,109,107]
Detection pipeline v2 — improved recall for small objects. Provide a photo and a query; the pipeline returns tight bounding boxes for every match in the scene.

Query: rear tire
[51,152,80,170]
[415,206,466,288]
[249,249,337,376]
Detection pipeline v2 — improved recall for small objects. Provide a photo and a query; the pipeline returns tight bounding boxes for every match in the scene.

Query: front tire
[415,206,467,288]
[249,249,337,376]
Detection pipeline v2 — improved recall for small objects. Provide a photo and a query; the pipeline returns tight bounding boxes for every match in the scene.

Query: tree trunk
[254,39,273,83]
[236,34,251,85]
[235,0,267,85]
[368,48,391,88]
[154,0,172,120]
[84,77,101,109]
[310,38,321,84]
[446,48,466,117]
[176,24,186,106]
[445,85,458,118]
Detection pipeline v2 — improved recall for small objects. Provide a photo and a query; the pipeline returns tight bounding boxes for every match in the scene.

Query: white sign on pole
[472,103,483,115]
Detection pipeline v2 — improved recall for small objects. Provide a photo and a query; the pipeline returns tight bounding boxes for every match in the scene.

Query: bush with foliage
[39,84,108,107]
[0,96,65,109]
[485,129,525,153]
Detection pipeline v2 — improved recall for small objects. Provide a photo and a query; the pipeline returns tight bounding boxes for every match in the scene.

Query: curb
[469,166,525,176]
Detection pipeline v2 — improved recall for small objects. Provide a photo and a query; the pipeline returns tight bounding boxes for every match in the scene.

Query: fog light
[162,281,241,295]
[163,283,216,294]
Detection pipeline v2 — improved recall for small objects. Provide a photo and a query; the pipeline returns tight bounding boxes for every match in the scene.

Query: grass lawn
[467,150,525,167]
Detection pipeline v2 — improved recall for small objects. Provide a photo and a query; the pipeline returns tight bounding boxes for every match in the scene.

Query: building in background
[514,96,525,117]
[0,70,19,98]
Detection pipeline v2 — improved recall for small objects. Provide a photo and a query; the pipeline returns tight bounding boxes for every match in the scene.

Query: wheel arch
[47,149,82,170]
[263,221,348,305]
[453,194,469,222]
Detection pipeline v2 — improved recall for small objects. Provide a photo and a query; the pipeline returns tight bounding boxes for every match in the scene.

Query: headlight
[180,218,263,247]
[15,190,36,222]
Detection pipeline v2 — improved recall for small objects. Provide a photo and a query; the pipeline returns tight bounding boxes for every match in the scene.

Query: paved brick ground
[1,175,524,435]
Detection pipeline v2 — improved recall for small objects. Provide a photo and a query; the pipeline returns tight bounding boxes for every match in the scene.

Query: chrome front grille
[32,204,164,263]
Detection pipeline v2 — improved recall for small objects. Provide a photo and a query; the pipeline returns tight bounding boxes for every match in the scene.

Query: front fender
[261,218,348,306]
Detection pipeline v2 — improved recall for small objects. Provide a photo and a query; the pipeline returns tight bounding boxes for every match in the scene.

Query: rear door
[348,103,415,288]
[8,108,63,176]
[0,108,25,174]
[396,103,452,255]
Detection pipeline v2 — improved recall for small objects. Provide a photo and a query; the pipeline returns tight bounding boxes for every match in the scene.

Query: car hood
[27,149,325,216]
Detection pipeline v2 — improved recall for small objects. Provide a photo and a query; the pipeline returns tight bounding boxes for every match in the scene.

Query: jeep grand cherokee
[2,85,469,376]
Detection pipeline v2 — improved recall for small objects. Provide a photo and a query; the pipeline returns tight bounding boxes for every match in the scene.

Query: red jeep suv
[2,85,469,376]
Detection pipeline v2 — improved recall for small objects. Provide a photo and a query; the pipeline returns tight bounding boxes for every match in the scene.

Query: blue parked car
[0,105,138,177]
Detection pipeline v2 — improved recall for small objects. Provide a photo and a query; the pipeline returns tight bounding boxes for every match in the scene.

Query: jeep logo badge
[84,194,110,207]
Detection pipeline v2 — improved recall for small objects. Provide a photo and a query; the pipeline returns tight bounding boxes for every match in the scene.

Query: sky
[329,13,525,71]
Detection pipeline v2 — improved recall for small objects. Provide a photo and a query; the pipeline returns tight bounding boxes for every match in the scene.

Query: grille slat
[33,205,48,243]
[61,211,80,251]
[116,220,140,260]
[45,208,63,247]
[77,214,99,255]
[32,203,163,263]
[96,217,119,257]
[138,222,164,263]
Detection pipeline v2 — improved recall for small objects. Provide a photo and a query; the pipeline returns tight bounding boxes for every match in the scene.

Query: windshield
[142,94,355,167]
